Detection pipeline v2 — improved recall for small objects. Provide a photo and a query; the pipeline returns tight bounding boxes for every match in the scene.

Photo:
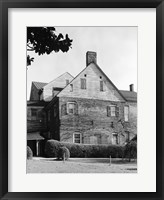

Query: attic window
[66,79,69,85]
[70,84,73,92]
[100,81,103,91]
[100,76,102,79]
[81,78,86,89]
[84,74,87,77]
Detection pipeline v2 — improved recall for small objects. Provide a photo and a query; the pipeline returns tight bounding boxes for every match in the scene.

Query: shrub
[124,140,137,161]
[57,146,70,160]
[27,146,33,160]
[45,140,125,158]
[60,141,124,158]
[44,139,61,158]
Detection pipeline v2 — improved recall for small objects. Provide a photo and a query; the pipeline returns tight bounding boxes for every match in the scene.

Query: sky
[27,27,137,100]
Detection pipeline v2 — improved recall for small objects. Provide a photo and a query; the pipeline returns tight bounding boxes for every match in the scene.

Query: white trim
[67,102,76,114]
[73,132,82,144]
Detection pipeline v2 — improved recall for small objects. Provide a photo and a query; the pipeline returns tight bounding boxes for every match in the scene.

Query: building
[40,51,137,146]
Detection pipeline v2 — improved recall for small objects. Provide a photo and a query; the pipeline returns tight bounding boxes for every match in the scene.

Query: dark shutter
[116,106,119,117]
[61,104,67,116]
[107,106,111,117]
[75,103,78,115]
[81,78,86,89]
[100,81,103,91]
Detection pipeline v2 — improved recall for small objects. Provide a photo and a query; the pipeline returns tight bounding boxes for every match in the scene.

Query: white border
[8,8,156,192]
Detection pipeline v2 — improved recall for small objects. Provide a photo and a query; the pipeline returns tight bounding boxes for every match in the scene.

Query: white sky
[27,27,137,100]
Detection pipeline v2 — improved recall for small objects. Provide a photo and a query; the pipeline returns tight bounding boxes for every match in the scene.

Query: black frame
[0,0,163,199]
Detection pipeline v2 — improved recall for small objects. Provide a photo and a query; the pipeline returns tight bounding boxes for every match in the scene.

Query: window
[81,78,86,89]
[124,106,129,121]
[66,79,69,85]
[111,106,116,116]
[70,84,73,92]
[112,133,119,145]
[31,108,37,117]
[67,102,76,114]
[73,133,81,143]
[100,80,103,91]
[125,131,130,142]
[107,106,119,117]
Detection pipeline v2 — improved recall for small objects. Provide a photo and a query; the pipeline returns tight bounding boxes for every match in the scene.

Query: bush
[57,146,70,160]
[44,140,61,158]
[27,146,33,160]
[44,140,124,158]
[124,140,137,161]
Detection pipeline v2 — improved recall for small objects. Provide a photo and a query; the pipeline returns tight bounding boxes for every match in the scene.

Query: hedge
[45,140,124,158]
[57,146,70,160]
[27,146,33,160]
[124,140,137,160]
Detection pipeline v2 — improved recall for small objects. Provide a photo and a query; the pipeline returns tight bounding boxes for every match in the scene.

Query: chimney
[86,51,97,66]
[129,84,134,92]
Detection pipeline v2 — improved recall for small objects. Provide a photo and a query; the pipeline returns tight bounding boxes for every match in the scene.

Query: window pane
[124,106,129,121]
[74,134,80,143]
[111,106,116,116]
[68,103,75,114]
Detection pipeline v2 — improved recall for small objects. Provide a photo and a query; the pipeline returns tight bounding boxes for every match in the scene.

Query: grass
[27,157,137,173]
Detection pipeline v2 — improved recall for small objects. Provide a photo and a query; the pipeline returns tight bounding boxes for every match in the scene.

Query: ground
[27,157,137,173]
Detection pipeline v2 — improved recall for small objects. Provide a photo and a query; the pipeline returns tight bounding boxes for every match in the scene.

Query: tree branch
[27,44,34,51]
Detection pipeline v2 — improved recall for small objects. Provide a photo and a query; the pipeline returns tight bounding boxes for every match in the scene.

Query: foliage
[57,146,70,160]
[45,140,124,158]
[124,140,137,161]
[44,139,61,158]
[27,27,73,66]
[27,146,33,160]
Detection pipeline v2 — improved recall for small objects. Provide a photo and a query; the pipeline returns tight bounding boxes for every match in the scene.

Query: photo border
[0,0,163,199]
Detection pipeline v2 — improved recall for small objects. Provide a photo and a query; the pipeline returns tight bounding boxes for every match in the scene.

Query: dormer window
[81,78,86,89]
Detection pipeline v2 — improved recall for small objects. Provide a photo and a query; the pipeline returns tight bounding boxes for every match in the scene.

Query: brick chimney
[86,51,97,66]
[129,84,134,92]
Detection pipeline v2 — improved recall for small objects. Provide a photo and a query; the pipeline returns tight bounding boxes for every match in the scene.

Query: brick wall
[56,97,137,145]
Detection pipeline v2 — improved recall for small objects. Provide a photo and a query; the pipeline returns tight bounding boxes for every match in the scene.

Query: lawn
[27,157,137,173]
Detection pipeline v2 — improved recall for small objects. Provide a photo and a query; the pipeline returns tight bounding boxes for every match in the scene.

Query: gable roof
[44,72,74,87]
[32,81,47,89]
[56,62,127,101]
[120,90,137,102]
[94,63,127,101]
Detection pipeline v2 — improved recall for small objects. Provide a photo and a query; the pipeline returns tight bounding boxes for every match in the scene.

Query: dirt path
[27,158,137,173]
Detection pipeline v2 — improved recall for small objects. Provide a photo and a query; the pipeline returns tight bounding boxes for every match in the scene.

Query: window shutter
[100,81,103,91]
[116,106,119,117]
[75,103,78,115]
[61,104,67,116]
[107,106,111,117]
[81,78,86,89]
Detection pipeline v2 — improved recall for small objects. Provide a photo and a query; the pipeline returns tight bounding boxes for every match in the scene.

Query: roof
[27,132,44,140]
[32,81,47,89]
[44,72,74,87]
[27,101,49,106]
[119,90,137,102]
